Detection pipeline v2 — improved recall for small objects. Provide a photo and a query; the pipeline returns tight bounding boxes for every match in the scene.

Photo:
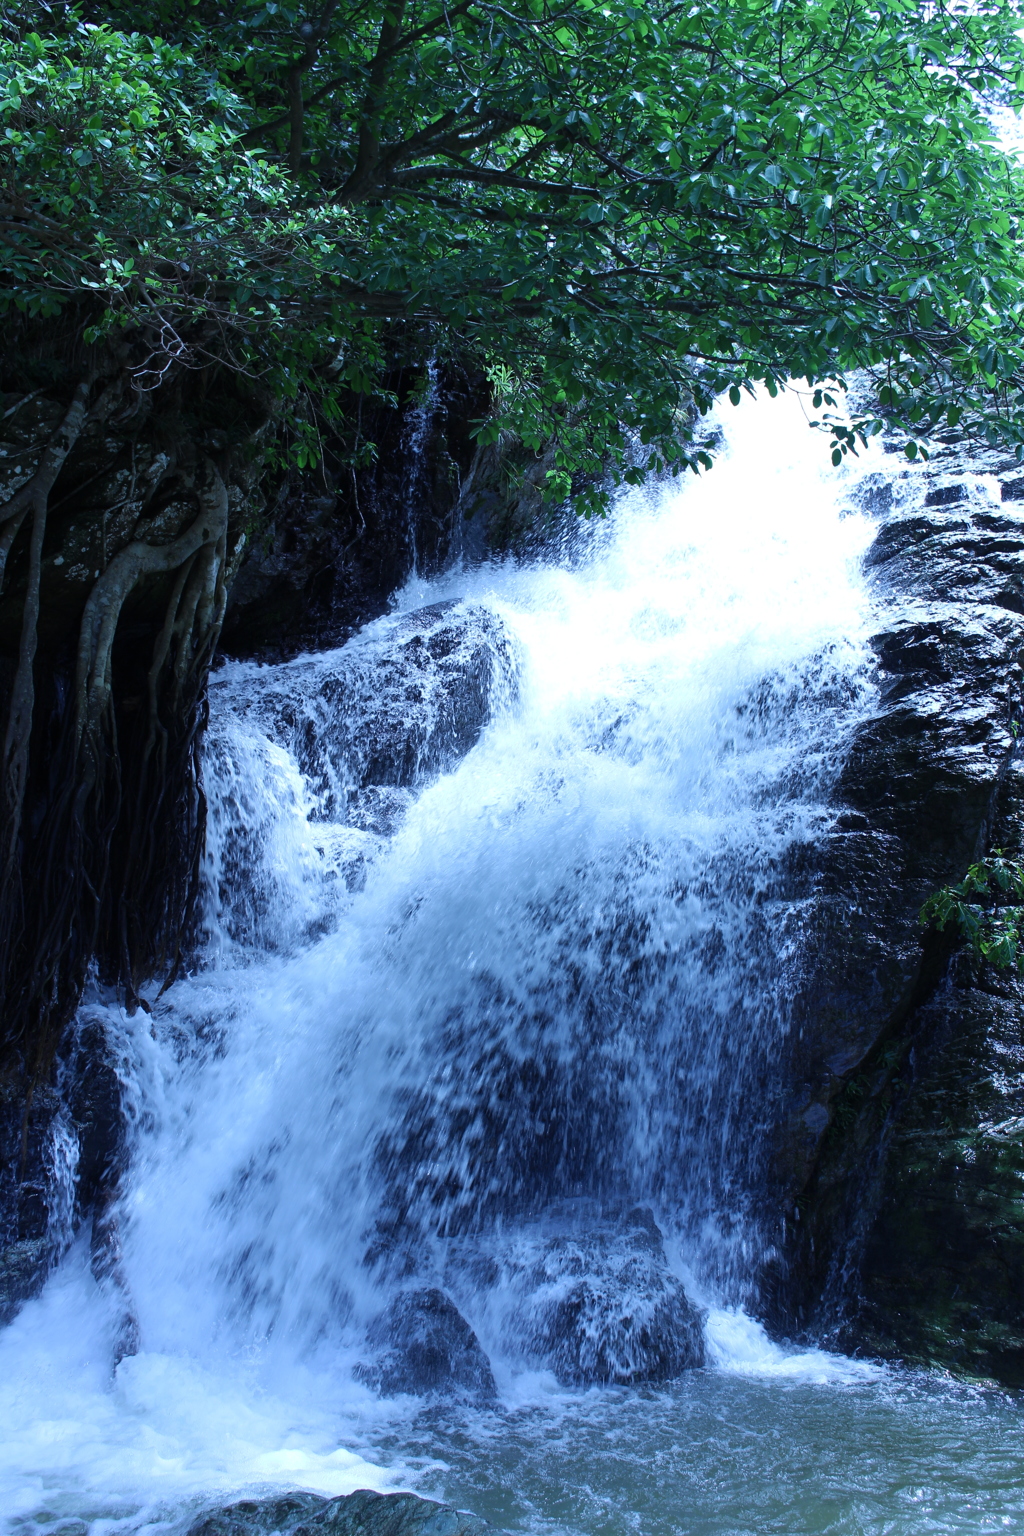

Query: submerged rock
[501,1207,707,1385]
[357,1287,497,1402]
[186,1489,495,1536]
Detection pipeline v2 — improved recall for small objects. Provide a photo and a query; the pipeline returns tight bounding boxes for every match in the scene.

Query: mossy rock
[854,983,1024,1385]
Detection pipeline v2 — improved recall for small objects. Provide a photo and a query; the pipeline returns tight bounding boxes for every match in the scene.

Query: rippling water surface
[5,1270,1023,1536]
[371,1365,1024,1536]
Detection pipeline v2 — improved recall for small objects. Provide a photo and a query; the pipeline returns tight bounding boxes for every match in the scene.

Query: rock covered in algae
[851,965,1024,1386]
[186,1489,496,1536]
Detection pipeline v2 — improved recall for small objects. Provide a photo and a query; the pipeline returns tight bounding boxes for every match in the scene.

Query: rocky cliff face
[774,425,1024,1382]
[852,960,1024,1384]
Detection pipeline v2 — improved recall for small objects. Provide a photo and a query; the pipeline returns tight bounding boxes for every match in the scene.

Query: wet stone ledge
[184,1490,497,1536]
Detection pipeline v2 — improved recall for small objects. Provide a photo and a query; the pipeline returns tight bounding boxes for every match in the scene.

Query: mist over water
[4,392,1024,1536]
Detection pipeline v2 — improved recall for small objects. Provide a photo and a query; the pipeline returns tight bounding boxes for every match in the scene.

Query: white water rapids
[4,392,1024,1536]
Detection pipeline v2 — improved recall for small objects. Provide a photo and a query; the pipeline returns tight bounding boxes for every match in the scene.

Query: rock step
[187,1489,497,1536]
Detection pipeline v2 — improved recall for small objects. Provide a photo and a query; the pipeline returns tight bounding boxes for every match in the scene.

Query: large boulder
[187,1489,495,1536]
[204,600,519,950]
[499,1206,707,1385]
[357,1287,497,1402]
[213,599,519,811]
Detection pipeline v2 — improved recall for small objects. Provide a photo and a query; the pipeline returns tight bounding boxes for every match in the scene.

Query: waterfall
[401,354,442,576]
[0,390,883,1528]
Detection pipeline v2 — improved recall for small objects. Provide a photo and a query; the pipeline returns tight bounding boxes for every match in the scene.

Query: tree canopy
[4,0,1024,504]
[6,0,1024,1053]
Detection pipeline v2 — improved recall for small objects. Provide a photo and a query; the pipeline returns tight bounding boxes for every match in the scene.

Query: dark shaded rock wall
[0,1009,126,1323]
[0,373,267,1062]
[221,361,489,660]
[773,426,1024,1382]
[0,1076,63,1324]
[853,961,1024,1384]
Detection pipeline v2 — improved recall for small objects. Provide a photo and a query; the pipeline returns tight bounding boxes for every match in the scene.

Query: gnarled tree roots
[0,370,250,1072]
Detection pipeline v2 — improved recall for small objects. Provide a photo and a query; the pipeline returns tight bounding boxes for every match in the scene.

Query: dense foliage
[6,0,1024,1052]
[5,0,1024,500]
[921,853,1024,972]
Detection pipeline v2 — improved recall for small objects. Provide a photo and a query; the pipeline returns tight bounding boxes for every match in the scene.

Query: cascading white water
[402,354,442,575]
[135,388,876,1344]
[1,391,898,1532]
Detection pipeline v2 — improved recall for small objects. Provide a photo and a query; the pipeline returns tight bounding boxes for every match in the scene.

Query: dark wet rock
[205,601,519,950]
[213,600,519,817]
[365,1030,625,1269]
[357,1287,497,1401]
[0,1236,52,1325]
[849,967,1024,1385]
[186,1488,495,1536]
[0,1012,126,1326]
[770,417,1024,1381]
[65,1015,129,1215]
[0,1075,65,1324]
[505,1207,707,1385]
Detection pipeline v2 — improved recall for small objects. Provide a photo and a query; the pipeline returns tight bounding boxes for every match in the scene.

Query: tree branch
[339,0,410,200]
[288,0,343,173]
[389,161,602,195]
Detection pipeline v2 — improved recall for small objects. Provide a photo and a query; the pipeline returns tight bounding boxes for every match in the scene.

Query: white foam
[0,1247,397,1533]
[705,1306,881,1384]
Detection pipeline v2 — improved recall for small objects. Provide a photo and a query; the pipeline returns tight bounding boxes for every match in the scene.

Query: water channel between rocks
[2,392,1024,1536]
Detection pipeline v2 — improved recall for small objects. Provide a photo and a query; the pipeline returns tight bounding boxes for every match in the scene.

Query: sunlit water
[3,392,1023,1536]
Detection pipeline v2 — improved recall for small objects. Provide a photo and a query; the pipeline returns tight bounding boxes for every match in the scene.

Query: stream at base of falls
[5,1272,1024,1536]
[3,392,1023,1536]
